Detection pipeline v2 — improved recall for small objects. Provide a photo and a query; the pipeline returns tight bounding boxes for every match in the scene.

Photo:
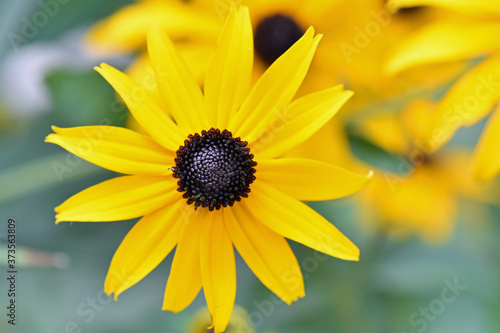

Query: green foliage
[1,1,499,333]
[45,68,128,127]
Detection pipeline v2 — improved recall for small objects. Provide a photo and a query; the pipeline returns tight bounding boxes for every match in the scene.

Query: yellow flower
[353,100,499,243]
[48,7,371,332]
[188,305,255,333]
[87,0,452,102]
[88,0,465,161]
[359,150,500,243]
[385,0,500,180]
[86,0,220,84]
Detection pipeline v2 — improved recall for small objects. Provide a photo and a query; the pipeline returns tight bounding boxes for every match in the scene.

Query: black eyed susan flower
[87,0,444,100]
[352,100,500,243]
[47,7,372,332]
[385,0,500,180]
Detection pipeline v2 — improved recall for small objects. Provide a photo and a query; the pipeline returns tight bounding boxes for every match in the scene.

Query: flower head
[87,0,444,102]
[385,0,500,180]
[47,7,371,332]
[350,100,500,242]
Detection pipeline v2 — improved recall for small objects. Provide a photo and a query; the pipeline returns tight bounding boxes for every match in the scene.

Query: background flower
[385,0,500,179]
[1,1,499,333]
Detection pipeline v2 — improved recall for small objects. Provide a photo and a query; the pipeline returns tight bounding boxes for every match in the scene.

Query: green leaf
[348,135,404,174]
[45,68,128,127]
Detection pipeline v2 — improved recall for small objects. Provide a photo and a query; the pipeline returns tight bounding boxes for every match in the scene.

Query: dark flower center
[394,6,424,16]
[172,128,257,211]
[254,14,304,65]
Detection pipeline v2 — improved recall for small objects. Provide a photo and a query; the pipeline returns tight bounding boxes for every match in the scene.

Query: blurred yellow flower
[354,101,499,243]
[88,0,467,166]
[188,305,255,333]
[47,7,371,332]
[385,0,500,180]
[86,0,219,84]
[87,0,456,104]
[287,96,499,243]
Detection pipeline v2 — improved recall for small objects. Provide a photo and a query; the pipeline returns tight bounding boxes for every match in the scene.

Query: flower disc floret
[255,14,304,64]
[172,128,257,211]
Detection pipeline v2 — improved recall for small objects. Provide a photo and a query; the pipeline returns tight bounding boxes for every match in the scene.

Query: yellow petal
[441,150,500,205]
[85,1,221,55]
[55,175,179,223]
[45,126,174,176]
[176,43,214,85]
[425,54,500,152]
[245,180,359,261]
[385,18,500,74]
[229,27,321,142]
[471,107,500,180]
[367,168,456,244]
[126,44,213,93]
[252,86,353,159]
[125,51,168,113]
[283,119,359,170]
[163,204,207,312]
[204,6,253,129]
[147,25,206,134]
[104,200,184,299]
[353,113,411,155]
[257,158,372,201]
[225,207,305,304]
[387,0,500,16]
[200,212,236,333]
[95,63,184,151]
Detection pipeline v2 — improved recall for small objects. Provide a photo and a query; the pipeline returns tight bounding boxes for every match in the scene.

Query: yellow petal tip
[348,251,361,262]
[103,287,113,296]
[95,63,111,71]
[44,134,54,143]
[161,304,181,313]
[305,26,315,37]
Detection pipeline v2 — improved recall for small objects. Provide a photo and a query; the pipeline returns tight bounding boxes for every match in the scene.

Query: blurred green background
[1,1,499,333]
